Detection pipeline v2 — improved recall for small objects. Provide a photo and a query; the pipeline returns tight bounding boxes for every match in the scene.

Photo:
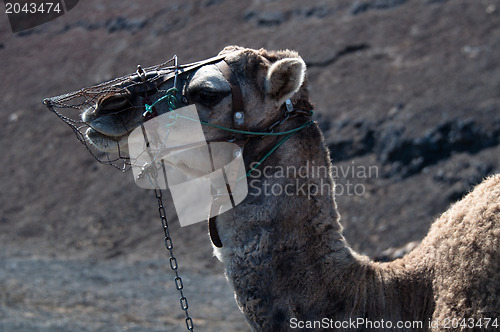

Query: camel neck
[214,122,433,330]
[214,123,361,325]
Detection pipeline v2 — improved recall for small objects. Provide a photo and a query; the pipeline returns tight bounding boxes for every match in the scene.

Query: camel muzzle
[43,53,229,170]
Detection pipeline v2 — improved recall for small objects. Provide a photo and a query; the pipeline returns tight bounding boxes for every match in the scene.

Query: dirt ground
[1,0,499,331]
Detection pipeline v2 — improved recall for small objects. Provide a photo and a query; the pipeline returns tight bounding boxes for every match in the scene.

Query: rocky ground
[1,0,499,331]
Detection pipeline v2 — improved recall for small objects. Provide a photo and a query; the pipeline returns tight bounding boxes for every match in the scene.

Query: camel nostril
[81,91,135,136]
[96,92,131,115]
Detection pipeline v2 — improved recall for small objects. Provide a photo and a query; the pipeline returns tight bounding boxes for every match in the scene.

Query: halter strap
[215,60,246,128]
[122,54,228,95]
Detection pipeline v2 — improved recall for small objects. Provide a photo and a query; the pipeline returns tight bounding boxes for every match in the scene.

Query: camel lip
[86,127,127,141]
[83,113,135,138]
[85,127,130,153]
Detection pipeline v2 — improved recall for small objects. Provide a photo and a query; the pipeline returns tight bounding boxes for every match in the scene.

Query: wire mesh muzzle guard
[43,54,227,171]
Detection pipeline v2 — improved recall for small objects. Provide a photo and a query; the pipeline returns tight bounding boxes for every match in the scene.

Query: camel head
[80,46,309,155]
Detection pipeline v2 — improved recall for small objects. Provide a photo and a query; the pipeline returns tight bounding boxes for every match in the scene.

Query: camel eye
[199,90,218,103]
[192,88,229,108]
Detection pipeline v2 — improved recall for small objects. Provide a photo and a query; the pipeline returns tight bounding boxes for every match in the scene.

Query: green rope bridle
[143,87,314,179]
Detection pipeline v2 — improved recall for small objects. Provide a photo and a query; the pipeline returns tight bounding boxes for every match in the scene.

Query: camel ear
[265,58,306,104]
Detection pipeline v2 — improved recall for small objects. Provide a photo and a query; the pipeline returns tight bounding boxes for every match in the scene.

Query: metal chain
[266,103,313,133]
[154,188,194,331]
[267,110,291,133]
[141,57,194,331]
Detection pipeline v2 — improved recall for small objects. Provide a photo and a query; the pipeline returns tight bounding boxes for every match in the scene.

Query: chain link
[154,188,194,331]
[267,110,291,133]
[266,104,313,133]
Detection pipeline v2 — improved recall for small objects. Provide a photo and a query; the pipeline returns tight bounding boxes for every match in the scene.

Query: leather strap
[209,217,223,248]
[208,60,248,248]
[122,54,228,95]
[215,60,245,128]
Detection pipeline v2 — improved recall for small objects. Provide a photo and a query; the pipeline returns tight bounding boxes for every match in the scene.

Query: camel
[80,46,500,331]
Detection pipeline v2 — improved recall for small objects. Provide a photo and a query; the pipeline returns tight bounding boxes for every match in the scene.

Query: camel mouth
[80,98,145,155]
[85,127,130,154]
